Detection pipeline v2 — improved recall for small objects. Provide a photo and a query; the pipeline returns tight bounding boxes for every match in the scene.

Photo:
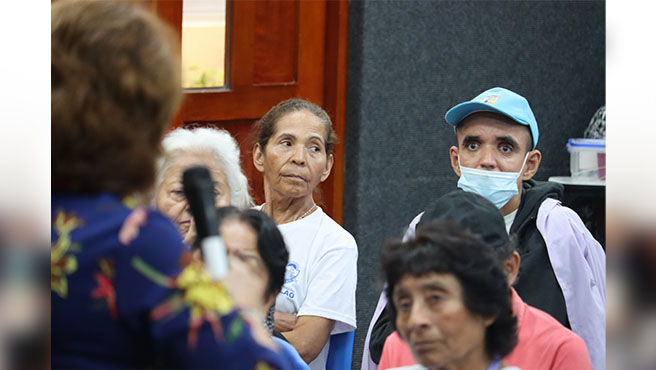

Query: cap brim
[445,101,527,128]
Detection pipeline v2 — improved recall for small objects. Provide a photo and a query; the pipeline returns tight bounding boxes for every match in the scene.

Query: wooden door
[149,0,349,223]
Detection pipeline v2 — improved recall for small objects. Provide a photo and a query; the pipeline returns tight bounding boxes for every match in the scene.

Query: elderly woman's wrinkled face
[393,272,493,370]
[253,110,334,199]
[156,152,231,243]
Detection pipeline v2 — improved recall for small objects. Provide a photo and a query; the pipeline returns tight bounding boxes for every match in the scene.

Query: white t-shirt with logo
[271,206,358,370]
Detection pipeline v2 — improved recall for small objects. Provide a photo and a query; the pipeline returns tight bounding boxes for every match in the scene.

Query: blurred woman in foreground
[51,1,287,368]
[381,220,519,370]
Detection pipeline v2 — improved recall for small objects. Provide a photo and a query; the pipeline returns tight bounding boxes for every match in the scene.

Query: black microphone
[182,166,228,279]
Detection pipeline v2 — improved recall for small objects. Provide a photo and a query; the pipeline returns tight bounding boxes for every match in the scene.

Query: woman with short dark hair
[381,219,519,370]
[217,207,289,320]
[216,207,308,370]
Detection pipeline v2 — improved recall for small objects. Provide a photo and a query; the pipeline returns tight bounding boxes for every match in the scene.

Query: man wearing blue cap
[361,87,606,370]
[444,87,542,215]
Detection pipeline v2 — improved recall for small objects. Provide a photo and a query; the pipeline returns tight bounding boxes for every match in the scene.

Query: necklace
[297,203,317,220]
[262,202,317,222]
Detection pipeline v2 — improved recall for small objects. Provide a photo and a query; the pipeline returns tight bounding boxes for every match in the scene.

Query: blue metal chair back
[326,330,355,370]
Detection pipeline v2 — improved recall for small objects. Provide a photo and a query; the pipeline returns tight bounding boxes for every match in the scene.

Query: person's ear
[320,153,334,182]
[521,149,541,181]
[253,143,265,173]
[450,146,461,176]
[504,251,521,286]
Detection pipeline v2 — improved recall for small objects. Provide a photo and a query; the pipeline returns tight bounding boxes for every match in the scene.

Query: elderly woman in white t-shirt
[251,98,358,370]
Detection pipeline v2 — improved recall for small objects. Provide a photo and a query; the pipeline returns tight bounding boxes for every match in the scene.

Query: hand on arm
[274,311,298,333]
[280,315,334,364]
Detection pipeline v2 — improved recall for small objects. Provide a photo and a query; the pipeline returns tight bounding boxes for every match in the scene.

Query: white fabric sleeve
[297,244,358,334]
[402,212,424,242]
[538,198,606,370]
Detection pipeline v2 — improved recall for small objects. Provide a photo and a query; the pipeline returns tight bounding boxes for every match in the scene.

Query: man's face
[449,112,541,214]
[452,112,532,173]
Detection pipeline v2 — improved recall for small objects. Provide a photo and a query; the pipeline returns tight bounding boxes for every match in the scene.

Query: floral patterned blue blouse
[51,192,289,370]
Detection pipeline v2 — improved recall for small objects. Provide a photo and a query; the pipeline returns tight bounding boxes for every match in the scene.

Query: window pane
[181,0,226,88]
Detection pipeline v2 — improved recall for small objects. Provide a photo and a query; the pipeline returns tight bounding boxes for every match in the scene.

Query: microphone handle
[201,235,228,280]
[182,166,228,279]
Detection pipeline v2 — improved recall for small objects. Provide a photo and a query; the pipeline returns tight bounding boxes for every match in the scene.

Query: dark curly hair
[382,219,518,359]
[216,207,289,302]
[52,0,182,196]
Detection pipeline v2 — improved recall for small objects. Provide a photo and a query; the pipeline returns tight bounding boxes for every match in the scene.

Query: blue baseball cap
[445,87,539,149]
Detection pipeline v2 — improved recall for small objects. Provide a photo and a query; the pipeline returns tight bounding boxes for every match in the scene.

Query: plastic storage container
[567,138,606,181]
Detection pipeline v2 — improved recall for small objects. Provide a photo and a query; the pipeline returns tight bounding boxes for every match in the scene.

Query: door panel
[253,1,298,85]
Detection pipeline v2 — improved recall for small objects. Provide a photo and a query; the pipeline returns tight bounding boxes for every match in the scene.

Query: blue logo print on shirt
[284,262,300,283]
[280,262,300,299]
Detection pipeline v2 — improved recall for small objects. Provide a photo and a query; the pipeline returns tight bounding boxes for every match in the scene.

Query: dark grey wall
[343,1,605,368]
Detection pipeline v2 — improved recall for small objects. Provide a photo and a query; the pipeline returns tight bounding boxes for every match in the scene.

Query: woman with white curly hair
[155,127,253,244]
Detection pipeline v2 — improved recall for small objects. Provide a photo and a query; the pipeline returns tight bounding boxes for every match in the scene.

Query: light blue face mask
[457,154,529,209]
